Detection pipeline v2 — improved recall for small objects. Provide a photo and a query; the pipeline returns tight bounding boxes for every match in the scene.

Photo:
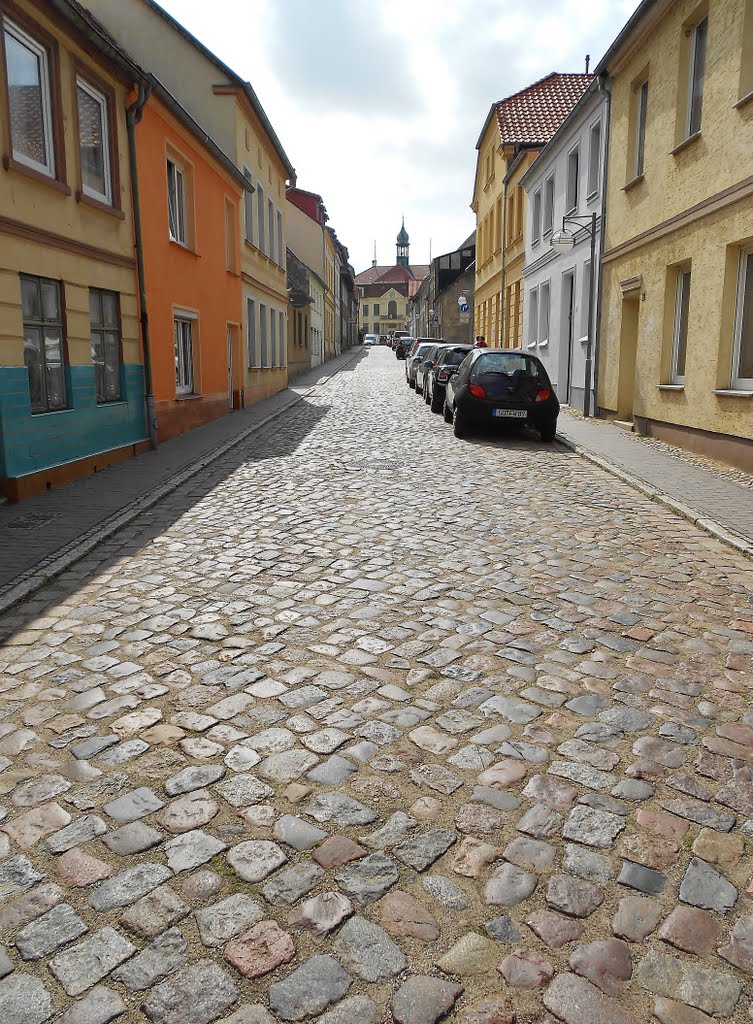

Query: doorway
[617,294,640,421]
[560,271,575,404]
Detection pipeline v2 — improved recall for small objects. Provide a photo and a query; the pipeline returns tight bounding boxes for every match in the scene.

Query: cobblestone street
[1,347,752,1023]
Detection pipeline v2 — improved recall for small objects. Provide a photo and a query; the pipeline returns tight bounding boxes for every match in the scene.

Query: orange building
[136,80,248,441]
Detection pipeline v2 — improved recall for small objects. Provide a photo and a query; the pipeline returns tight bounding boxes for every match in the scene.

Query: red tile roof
[493,72,593,147]
[355,264,430,286]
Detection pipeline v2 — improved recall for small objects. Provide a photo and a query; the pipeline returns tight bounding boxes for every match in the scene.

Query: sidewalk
[557,412,753,557]
[0,348,364,612]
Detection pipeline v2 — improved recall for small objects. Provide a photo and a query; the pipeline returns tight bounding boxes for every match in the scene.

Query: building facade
[0,0,147,499]
[409,235,476,342]
[285,187,327,369]
[521,79,606,411]
[286,249,311,380]
[597,0,753,469]
[472,73,592,348]
[355,224,429,336]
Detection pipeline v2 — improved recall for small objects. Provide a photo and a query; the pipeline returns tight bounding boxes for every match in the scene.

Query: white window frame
[566,146,579,214]
[76,76,111,204]
[531,189,542,244]
[731,247,753,390]
[247,297,257,368]
[277,210,284,271]
[4,19,55,178]
[243,167,254,244]
[687,15,708,139]
[671,268,692,385]
[167,158,186,245]
[173,316,194,395]
[543,175,554,236]
[635,79,648,179]
[580,260,592,343]
[587,120,601,199]
[259,302,268,366]
[279,310,285,365]
[528,287,539,349]
[268,198,276,264]
[539,281,550,347]
[256,184,265,254]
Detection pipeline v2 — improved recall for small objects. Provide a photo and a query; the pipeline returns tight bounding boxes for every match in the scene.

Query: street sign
[459,303,470,314]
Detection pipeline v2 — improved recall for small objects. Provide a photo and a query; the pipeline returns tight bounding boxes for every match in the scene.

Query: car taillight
[535,388,551,402]
[469,383,486,399]
[437,370,448,382]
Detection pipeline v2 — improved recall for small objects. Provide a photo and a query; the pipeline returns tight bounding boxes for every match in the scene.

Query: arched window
[388,299,397,318]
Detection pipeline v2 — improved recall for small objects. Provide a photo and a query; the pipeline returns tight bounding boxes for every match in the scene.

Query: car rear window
[441,348,472,366]
[473,353,543,379]
[414,345,433,359]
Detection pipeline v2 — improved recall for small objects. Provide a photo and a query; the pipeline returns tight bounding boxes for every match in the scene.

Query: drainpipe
[499,159,509,346]
[126,81,158,449]
[592,72,611,418]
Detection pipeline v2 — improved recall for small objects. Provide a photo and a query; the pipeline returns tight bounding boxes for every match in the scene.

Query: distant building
[409,234,476,342]
[355,222,429,337]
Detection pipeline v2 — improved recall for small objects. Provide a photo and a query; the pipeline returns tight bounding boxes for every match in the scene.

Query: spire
[396,218,410,267]
[372,240,377,268]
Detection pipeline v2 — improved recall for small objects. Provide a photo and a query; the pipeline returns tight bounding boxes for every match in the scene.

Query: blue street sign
[459,303,470,314]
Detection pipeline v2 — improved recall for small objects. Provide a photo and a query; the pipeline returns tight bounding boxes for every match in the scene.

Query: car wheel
[423,382,431,404]
[443,400,453,424]
[540,421,557,443]
[430,393,443,414]
[453,407,467,439]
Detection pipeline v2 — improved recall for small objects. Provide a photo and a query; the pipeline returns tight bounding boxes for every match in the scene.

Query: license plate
[493,408,527,418]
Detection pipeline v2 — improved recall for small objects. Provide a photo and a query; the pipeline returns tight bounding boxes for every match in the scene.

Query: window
[89,288,121,402]
[268,198,275,263]
[374,303,380,316]
[388,300,397,318]
[363,304,369,316]
[225,198,237,272]
[270,306,277,364]
[495,197,503,251]
[277,210,284,270]
[539,281,550,346]
[543,175,554,235]
[243,169,254,243]
[21,274,66,412]
[580,260,592,341]
[167,158,186,244]
[174,318,193,394]
[259,303,268,365]
[587,121,601,197]
[566,147,579,212]
[3,19,56,178]
[76,78,111,204]
[257,183,265,254]
[732,248,753,389]
[528,287,539,348]
[279,311,285,364]
[247,297,257,367]
[531,190,542,244]
[671,268,692,384]
[635,79,649,178]
[687,16,708,137]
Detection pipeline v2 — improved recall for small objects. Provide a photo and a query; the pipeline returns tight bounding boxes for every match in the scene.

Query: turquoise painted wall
[0,363,146,479]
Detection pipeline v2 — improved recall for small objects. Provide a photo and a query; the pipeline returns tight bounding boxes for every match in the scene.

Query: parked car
[406,342,439,388]
[379,335,389,345]
[363,334,379,347]
[414,343,451,396]
[424,344,473,413]
[395,336,415,359]
[443,348,559,441]
[393,330,411,350]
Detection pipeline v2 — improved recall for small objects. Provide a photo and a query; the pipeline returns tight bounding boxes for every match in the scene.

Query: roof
[354,264,430,286]
[51,0,147,83]
[593,0,658,77]
[477,72,593,150]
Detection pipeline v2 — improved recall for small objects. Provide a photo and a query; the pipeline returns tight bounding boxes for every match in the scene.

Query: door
[617,295,640,421]
[560,272,575,404]
[227,325,233,409]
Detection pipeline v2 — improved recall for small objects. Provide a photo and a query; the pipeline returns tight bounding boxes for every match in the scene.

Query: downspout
[499,156,509,346]
[592,72,611,417]
[126,81,157,449]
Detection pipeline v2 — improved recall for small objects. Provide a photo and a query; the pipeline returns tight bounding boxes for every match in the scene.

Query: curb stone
[0,351,361,618]
[556,432,753,562]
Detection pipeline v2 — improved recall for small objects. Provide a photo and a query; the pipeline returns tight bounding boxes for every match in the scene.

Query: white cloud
[156,0,640,273]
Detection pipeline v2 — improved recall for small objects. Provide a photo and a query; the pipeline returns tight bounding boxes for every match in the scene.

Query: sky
[158,0,641,276]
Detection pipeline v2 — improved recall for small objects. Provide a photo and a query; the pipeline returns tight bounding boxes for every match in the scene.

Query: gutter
[592,72,611,416]
[499,149,510,346]
[126,81,158,450]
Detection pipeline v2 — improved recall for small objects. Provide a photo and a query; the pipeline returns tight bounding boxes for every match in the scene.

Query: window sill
[96,399,127,407]
[670,131,701,156]
[175,392,202,401]
[578,335,589,345]
[622,173,644,192]
[76,190,125,220]
[735,89,753,110]
[714,388,753,397]
[169,237,199,256]
[656,383,685,391]
[538,339,549,348]
[586,190,599,203]
[31,406,71,416]
[527,341,537,349]
[3,156,71,195]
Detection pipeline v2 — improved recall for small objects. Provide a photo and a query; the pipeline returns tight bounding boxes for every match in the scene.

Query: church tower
[396,218,409,267]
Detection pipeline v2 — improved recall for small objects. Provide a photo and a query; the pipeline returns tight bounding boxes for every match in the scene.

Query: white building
[521,79,607,412]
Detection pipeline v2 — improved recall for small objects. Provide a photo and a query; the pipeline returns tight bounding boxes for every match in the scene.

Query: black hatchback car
[443,349,559,441]
[424,344,473,413]
[395,337,415,359]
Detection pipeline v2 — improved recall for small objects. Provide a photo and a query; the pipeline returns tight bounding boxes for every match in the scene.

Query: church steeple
[396,218,409,267]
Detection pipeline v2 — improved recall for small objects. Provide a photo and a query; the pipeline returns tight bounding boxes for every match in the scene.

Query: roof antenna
[585,54,591,74]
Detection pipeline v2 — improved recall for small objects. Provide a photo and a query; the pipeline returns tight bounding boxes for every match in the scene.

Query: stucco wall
[473,119,505,344]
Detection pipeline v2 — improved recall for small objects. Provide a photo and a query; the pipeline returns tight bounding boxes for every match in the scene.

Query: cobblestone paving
[0,347,752,1023]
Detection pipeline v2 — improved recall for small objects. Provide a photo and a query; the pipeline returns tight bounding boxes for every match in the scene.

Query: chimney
[585,54,591,74]
[372,240,377,268]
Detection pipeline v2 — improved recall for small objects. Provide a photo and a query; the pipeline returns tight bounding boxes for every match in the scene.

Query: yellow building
[472,74,592,347]
[82,0,296,407]
[0,0,148,500]
[596,0,753,470]
[324,226,337,360]
[355,224,429,338]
